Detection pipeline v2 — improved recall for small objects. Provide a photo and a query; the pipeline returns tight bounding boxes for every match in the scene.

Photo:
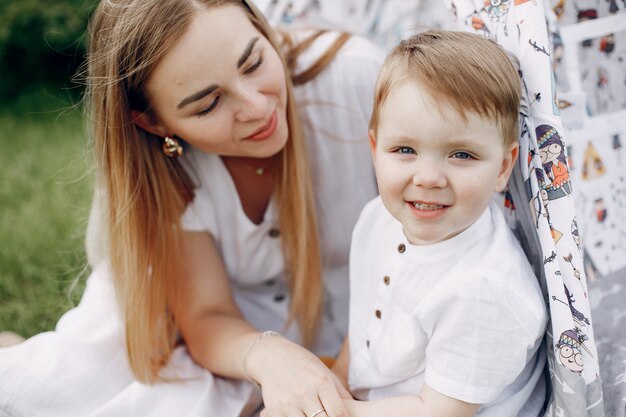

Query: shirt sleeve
[420,271,543,404]
[334,35,386,130]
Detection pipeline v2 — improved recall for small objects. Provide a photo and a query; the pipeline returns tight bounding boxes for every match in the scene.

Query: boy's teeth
[413,202,443,210]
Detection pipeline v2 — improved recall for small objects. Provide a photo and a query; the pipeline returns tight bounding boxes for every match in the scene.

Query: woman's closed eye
[196,96,220,117]
[244,52,264,75]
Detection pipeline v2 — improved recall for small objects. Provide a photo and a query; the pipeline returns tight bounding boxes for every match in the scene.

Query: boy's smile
[370,80,518,246]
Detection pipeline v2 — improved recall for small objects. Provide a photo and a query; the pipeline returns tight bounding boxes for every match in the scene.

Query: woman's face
[141,5,289,158]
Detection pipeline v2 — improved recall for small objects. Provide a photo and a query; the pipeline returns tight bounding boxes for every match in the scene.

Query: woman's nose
[234,86,267,122]
[412,159,447,189]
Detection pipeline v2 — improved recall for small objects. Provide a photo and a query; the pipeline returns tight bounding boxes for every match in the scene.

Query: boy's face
[370,80,518,246]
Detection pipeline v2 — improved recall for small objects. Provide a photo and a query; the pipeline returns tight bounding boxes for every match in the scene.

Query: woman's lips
[245,111,277,142]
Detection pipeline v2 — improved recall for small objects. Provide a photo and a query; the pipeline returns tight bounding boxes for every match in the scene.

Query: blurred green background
[1,0,98,337]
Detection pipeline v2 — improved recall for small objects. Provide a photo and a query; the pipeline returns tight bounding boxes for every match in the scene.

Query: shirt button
[268,228,280,238]
[375,309,382,319]
[273,294,285,302]
[383,275,390,285]
[397,243,406,253]
[366,340,370,348]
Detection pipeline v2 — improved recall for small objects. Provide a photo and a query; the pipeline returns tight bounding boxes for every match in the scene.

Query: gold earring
[163,136,182,158]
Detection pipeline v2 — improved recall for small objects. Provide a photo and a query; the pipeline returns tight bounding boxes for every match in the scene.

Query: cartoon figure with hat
[537,124,572,200]
[556,328,591,374]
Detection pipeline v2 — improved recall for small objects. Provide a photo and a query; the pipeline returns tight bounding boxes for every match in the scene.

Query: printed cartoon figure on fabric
[537,125,572,196]
[330,30,548,417]
[0,1,386,416]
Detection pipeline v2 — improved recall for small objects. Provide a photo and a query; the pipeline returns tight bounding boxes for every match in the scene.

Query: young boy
[333,31,548,417]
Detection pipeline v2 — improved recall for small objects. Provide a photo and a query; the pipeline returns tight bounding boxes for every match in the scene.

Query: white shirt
[349,197,548,417]
[181,31,385,356]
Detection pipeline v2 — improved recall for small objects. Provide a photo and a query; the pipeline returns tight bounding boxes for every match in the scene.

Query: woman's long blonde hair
[84,0,331,383]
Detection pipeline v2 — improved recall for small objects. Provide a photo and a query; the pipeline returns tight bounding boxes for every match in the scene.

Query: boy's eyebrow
[446,137,489,148]
[237,36,259,68]
[176,37,260,110]
[385,135,489,149]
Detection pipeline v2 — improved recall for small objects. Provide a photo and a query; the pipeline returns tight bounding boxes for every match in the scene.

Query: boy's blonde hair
[370,30,521,145]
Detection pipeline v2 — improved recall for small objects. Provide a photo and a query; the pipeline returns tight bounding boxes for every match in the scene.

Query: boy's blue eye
[397,146,415,155]
[452,151,472,159]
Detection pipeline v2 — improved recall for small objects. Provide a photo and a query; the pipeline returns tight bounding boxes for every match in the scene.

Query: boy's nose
[411,160,447,189]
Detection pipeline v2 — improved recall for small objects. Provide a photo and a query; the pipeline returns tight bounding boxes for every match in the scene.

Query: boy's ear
[368,130,377,162]
[130,109,169,138]
[495,142,519,192]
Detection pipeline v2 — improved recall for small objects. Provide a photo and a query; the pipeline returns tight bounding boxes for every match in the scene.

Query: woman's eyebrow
[237,36,259,68]
[177,84,218,109]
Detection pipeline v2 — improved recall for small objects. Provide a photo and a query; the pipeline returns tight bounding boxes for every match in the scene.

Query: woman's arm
[171,231,256,378]
[170,231,351,417]
[344,384,480,417]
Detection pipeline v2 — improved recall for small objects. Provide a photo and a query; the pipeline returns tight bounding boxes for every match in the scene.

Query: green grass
[0,90,94,338]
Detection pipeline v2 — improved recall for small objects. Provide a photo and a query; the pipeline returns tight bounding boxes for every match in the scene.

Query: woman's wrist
[242,330,280,388]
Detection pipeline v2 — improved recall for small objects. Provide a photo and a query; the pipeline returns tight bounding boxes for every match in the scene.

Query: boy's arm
[330,337,350,390]
[343,384,480,417]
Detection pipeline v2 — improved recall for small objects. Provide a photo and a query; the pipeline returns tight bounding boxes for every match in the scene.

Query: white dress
[349,197,548,417]
[0,31,384,417]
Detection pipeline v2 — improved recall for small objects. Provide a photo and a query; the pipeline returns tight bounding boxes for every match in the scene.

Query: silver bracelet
[242,330,279,388]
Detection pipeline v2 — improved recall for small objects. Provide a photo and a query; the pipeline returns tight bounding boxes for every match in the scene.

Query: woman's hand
[248,333,352,417]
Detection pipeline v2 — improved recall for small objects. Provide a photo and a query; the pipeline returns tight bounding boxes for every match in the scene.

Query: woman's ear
[494,142,519,192]
[130,109,169,137]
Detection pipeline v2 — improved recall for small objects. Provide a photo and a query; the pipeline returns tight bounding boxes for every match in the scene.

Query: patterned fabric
[550,0,626,116]
[252,0,606,415]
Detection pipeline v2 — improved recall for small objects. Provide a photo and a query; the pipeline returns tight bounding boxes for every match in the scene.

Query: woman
[0,1,383,416]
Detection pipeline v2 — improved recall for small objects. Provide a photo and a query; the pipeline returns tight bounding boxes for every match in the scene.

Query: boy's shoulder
[465,206,534,274]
